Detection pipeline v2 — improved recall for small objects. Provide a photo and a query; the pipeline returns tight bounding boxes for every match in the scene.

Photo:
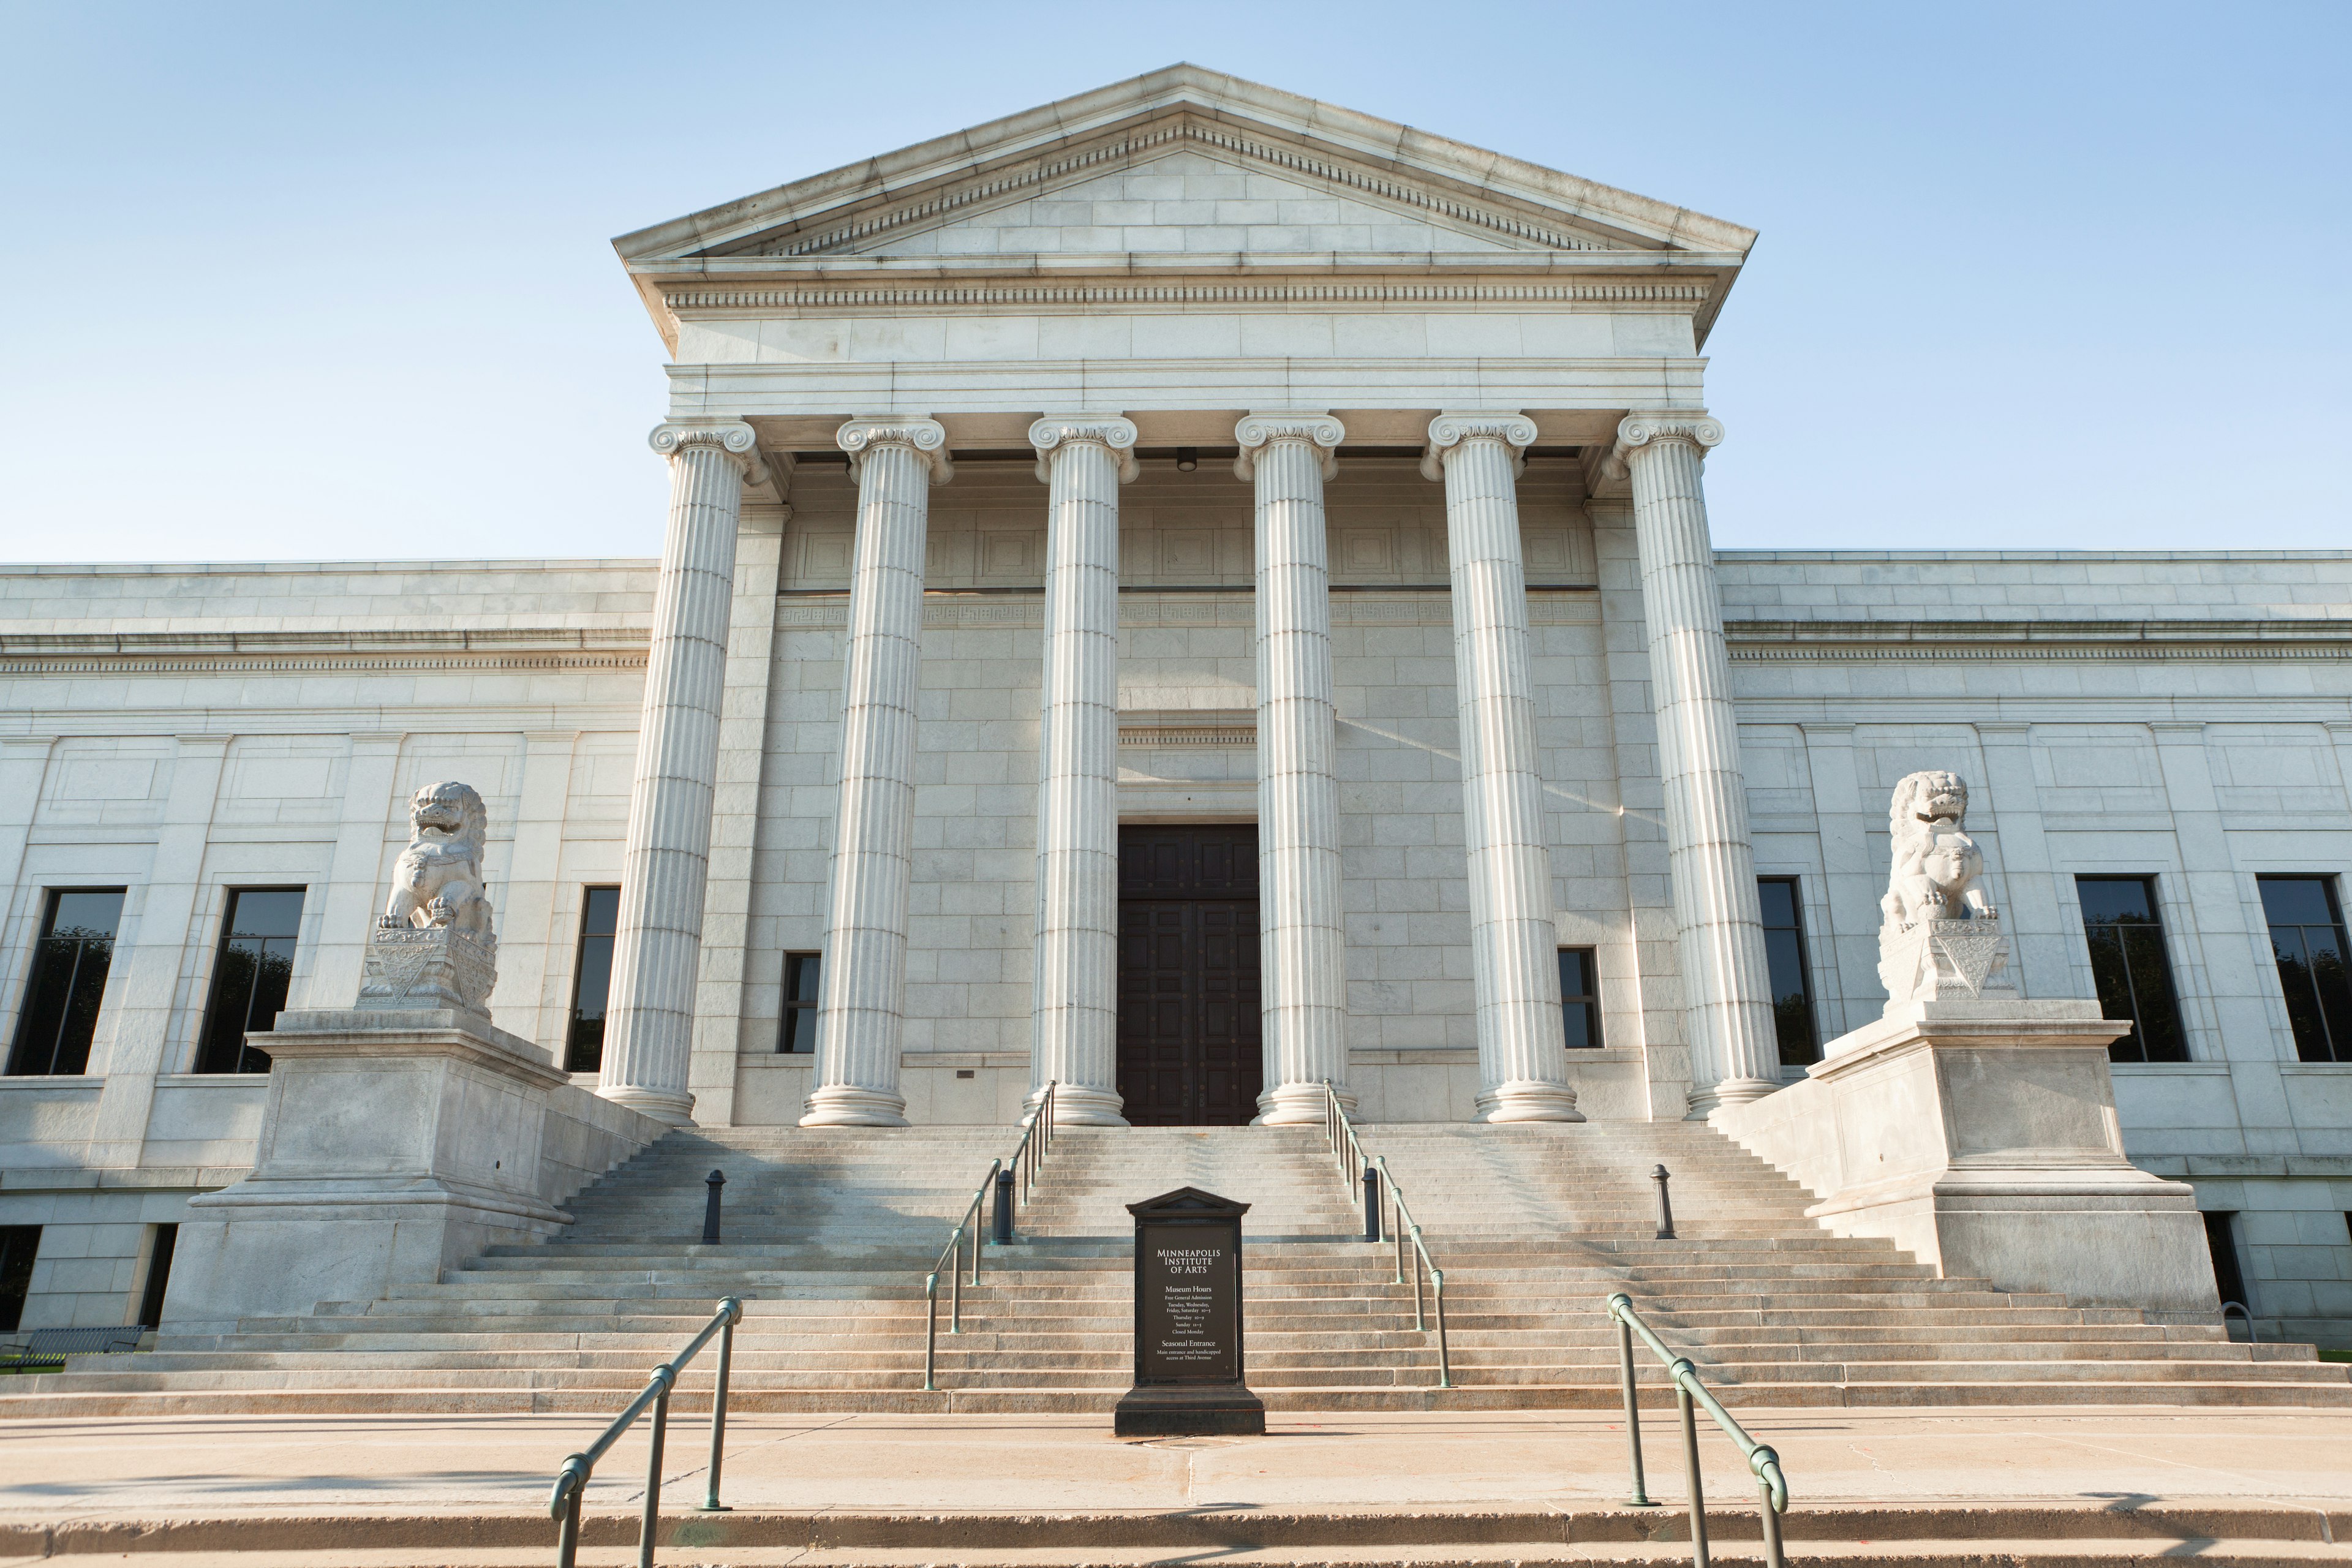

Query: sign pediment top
[1126,1185,1253,1218]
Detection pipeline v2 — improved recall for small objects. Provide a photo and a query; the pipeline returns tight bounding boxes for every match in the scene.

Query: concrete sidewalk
[3,1406,2350,1521]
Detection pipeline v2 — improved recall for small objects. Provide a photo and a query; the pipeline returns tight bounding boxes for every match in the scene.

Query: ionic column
[600,421,762,1126]
[1615,413,1781,1115]
[1237,413,1350,1124]
[1422,415,1583,1123]
[802,418,951,1128]
[1026,417,1137,1126]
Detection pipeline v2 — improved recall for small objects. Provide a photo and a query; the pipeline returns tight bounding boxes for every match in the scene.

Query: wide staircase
[5,1119,2346,1415]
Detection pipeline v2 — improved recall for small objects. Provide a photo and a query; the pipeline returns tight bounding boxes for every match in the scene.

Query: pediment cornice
[616,67,1755,269]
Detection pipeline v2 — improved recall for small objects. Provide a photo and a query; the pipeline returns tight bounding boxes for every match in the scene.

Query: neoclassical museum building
[4,69,2351,1346]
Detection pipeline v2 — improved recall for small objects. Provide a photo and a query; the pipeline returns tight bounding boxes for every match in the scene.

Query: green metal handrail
[922,1080,1056,1390]
[548,1295,742,1568]
[1606,1291,1788,1568]
[1318,1082,1450,1387]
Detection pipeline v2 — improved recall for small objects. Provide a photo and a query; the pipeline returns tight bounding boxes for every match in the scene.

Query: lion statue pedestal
[1711,771,2221,1318]
[161,783,665,1332]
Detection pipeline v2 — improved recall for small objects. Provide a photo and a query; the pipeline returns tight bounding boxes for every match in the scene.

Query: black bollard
[1362,1166,1382,1243]
[993,1166,1015,1244]
[703,1169,726,1245]
[1651,1164,1675,1240]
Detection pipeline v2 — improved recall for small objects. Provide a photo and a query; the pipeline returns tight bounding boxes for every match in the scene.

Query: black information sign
[1114,1186,1265,1437]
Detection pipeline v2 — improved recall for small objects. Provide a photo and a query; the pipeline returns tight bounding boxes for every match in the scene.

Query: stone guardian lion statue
[380,782,494,935]
[1880,770,1996,927]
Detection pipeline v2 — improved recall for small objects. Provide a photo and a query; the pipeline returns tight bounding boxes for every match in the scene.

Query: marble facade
[3,67,2351,1340]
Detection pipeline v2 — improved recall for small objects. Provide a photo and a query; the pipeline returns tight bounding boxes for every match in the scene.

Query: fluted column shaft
[1238,415,1349,1123]
[600,423,758,1126]
[1426,417,1583,1123]
[802,420,951,1128]
[1027,418,1136,1126]
[1618,414,1782,1115]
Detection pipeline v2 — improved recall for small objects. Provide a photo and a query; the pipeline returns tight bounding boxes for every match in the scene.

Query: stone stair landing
[4,1118,2346,1416]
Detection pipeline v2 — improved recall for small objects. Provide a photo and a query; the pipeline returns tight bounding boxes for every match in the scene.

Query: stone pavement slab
[3,1406,2350,1521]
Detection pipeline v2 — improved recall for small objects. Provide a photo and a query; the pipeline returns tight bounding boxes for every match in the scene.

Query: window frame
[1556,947,1602,1050]
[2257,874,2352,1063]
[6,888,127,1078]
[0,1224,39,1333]
[192,886,307,1076]
[1756,875,1821,1068]
[2075,874,2190,1065]
[779,951,821,1054]
[565,886,622,1074]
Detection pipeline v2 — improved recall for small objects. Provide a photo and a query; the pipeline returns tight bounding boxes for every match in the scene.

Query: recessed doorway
[1116,824,1262,1125]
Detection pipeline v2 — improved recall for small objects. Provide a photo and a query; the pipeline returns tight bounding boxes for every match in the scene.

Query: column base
[1255,1082,1350,1125]
[1476,1080,1586,1124]
[799,1084,910,1128]
[1687,1077,1781,1120]
[598,1084,696,1128]
[1028,1084,1128,1126]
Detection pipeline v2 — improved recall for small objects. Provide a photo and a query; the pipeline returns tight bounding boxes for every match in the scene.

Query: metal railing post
[1431,1268,1451,1389]
[1616,1316,1653,1507]
[555,1461,586,1568]
[949,1233,963,1330]
[923,1274,940,1390]
[1754,1446,1787,1568]
[639,1369,671,1568]
[701,1170,725,1246]
[1390,1172,1405,1285]
[1409,1231,1426,1331]
[699,1301,737,1513]
[1653,1164,1675,1240]
[1675,1372,1707,1568]
[1362,1165,1381,1243]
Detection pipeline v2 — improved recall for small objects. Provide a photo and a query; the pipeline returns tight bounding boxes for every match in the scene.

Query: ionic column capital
[836,417,953,484]
[1028,415,1140,483]
[1234,412,1344,481]
[649,421,768,486]
[1613,412,1725,464]
[1419,412,1539,481]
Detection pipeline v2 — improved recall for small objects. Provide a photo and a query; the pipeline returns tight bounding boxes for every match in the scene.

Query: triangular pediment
[616,66,1755,272]
[729,129,1612,262]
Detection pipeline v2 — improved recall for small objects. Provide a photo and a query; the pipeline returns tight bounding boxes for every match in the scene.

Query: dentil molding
[1232,413,1345,483]
[835,418,953,484]
[1028,416,1140,484]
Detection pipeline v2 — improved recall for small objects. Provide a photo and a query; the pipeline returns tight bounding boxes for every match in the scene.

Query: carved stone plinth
[1874,916,2015,1017]
[1713,1000,2218,1314]
[358,924,499,1016]
[162,1008,660,1331]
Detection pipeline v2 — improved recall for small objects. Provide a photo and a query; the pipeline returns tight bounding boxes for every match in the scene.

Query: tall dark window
[780,952,821,1053]
[194,889,304,1075]
[1757,878,1819,1067]
[1557,948,1602,1049]
[2204,1210,2248,1311]
[134,1224,178,1329]
[565,887,620,1073]
[0,1226,39,1333]
[7,889,125,1077]
[2077,876,2188,1063]
[2259,876,2352,1063]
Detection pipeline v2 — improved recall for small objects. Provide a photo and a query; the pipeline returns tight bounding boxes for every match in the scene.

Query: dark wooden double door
[1117,826,1263,1125]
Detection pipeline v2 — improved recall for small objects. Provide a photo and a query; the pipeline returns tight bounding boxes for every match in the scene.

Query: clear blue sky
[2,1,2343,562]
